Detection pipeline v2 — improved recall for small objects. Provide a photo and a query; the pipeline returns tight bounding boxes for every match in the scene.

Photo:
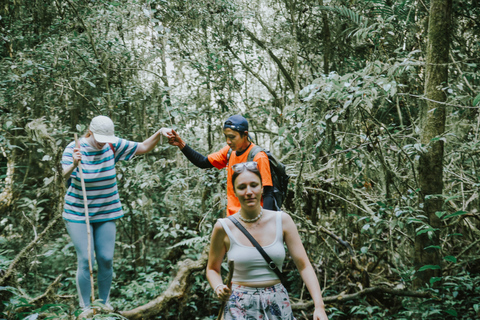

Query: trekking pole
[217,259,234,320]
[74,134,95,307]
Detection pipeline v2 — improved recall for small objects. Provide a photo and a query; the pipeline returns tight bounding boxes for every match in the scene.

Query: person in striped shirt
[61,115,168,312]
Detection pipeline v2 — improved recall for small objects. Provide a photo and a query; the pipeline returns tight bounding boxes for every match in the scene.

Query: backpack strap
[227,148,232,163]
[228,145,265,164]
[247,145,264,162]
[108,143,115,154]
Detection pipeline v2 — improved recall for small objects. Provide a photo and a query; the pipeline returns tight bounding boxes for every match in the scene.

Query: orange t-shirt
[208,144,273,216]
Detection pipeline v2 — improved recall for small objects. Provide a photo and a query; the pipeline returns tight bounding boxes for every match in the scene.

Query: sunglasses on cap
[232,161,258,173]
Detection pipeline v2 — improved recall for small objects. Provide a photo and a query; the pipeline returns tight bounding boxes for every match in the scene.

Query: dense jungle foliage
[1,0,480,319]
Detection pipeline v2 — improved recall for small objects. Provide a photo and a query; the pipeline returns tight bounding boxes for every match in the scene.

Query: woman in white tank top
[206,162,328,320]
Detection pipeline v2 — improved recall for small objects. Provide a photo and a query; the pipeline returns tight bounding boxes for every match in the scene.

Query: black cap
[223,114,249,132]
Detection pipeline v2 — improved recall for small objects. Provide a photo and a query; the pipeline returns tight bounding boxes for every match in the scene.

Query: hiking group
[62,115,328,319]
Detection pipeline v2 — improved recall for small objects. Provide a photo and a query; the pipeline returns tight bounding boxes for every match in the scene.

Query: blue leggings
[66,220,116,308]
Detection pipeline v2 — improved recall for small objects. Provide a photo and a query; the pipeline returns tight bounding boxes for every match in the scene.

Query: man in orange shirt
[165,115,275,216]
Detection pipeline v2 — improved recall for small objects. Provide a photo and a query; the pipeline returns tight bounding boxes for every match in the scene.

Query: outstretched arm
[165,129,214,169]
[206,221,231,301]
[135,128,169,155]
[283,213,328,320]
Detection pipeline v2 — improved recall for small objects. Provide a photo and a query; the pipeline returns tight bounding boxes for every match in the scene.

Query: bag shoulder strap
[227,216,283,281]
[108,143,115,153]
[229,145,265,163]
[247,145,265,162]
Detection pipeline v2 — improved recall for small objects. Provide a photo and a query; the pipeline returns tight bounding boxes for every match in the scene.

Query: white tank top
[218,211,286,283]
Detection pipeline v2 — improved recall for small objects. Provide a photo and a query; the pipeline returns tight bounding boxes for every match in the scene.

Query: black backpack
[228,146,290,210]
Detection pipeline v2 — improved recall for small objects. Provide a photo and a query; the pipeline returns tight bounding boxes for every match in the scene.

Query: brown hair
[231,166,263,191]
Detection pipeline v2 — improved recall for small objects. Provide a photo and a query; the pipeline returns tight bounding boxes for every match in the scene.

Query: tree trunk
[414,0,452,289]
[319,0,330,74]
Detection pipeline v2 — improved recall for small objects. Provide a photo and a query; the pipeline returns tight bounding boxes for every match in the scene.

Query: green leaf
[361,224,370,231]
[444,255,457,263]
[407,218,425,224]
[135,162,144,175]
[318,6,368,25]
[416,228,439,236]
[424,245,441,250]
[444,195,460,203]
[473,92,480,107]
[443,211,467,219]
[21,69,34,77]
[445,309,457,316]
[430,277,442,285]
[474,304,480,313]
[447,233,463,237]
[425,194,443,200]
[418,265,441,272]
[435,211,446,219]
[286,133,294,145]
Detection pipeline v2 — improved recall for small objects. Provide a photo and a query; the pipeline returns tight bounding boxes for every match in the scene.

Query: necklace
[238,208,263,223]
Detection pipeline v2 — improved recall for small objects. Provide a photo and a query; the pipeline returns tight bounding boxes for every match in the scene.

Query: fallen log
[120,249,209,320]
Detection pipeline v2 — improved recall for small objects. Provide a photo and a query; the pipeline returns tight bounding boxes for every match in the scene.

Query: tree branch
[242,28,296,91]
[65,0,113,109]
[304,186,371,214]
[291,286,436,310]
[225,45,278,100]
[13,275,64,313]
[0,214,63,286]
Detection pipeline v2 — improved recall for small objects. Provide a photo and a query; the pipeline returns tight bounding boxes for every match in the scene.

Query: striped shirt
[62,137,138,223]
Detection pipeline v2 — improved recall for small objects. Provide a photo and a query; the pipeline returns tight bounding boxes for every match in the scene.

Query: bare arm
[206,221,231,301]
[283,212,328,320]
[135,128,170,155]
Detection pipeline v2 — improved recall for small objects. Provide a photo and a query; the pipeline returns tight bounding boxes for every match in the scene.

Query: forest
[1,0,480,319]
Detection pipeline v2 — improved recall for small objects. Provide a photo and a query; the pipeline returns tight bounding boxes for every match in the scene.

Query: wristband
[214,284,223,293]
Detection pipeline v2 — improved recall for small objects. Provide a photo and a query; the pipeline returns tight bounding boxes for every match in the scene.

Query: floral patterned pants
[224,283,296,320]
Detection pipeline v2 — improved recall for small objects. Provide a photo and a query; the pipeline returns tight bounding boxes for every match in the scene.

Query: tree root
[120,249,209,320]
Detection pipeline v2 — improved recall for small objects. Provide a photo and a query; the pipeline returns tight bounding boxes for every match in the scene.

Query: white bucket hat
[89,116,118,143]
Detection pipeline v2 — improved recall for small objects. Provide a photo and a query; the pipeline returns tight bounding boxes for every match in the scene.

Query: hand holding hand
[164,129,185,148]
[158,128,173,136]
[215,284,231,302]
